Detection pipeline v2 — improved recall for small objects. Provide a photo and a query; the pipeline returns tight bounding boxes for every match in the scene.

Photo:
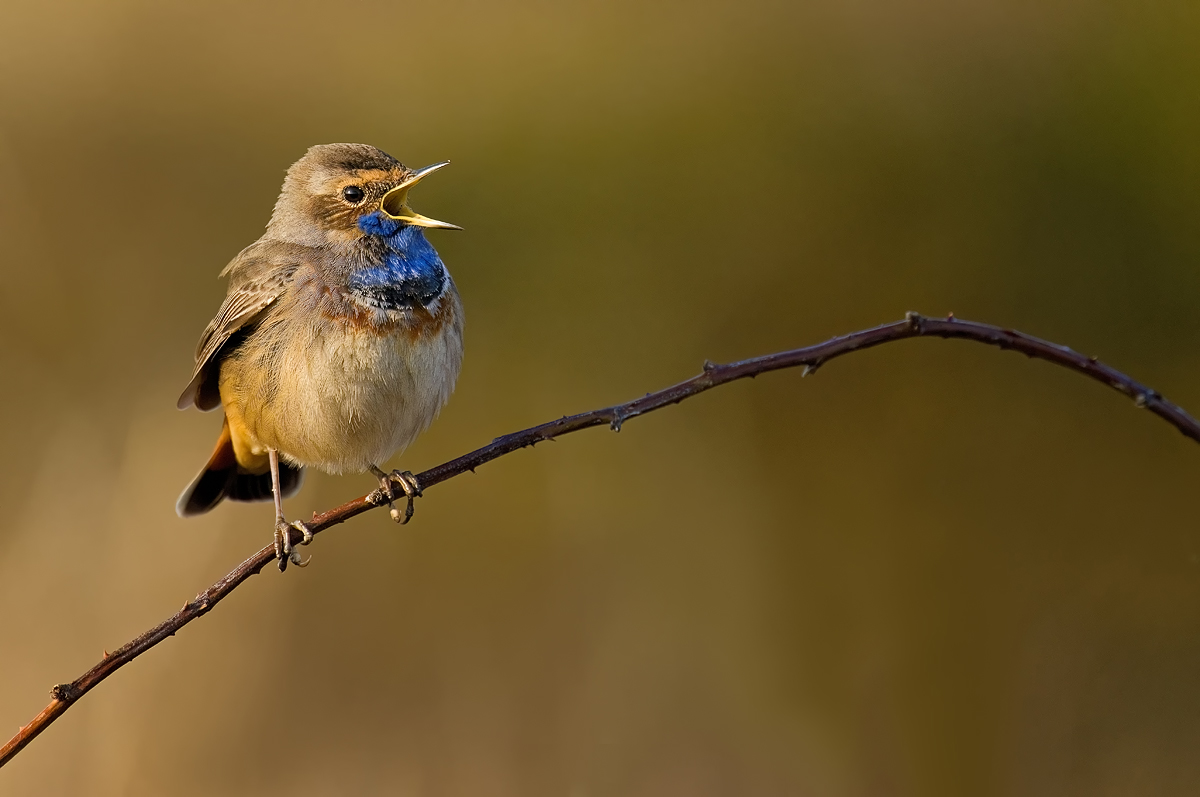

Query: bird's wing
[176,241,304,411]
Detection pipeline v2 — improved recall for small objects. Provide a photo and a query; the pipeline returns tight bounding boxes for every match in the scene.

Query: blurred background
[1,0,1199,794]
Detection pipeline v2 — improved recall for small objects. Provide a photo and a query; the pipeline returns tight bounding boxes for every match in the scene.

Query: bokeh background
[2,1,1199,794]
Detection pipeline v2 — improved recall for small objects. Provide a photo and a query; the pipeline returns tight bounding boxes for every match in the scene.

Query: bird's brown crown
[266,143,414,246]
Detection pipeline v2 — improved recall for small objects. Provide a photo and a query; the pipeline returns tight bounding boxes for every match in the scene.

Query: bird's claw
[371,467,422,524]
[275,518,314,571]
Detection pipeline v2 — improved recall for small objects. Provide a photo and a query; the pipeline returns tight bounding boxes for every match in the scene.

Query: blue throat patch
[349,213,447,311]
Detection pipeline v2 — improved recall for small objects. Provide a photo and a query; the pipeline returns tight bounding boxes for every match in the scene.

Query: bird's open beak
[379,161,462,230]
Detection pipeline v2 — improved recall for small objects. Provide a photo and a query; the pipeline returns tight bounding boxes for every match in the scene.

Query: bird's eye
[342,185,365,204]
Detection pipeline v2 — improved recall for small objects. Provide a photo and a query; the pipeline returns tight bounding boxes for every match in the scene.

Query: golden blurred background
[2,0,1199,794]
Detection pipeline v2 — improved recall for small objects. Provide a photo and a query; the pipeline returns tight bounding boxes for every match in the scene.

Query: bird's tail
[176,417,304,517]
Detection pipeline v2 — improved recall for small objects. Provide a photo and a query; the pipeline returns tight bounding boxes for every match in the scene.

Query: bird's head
[266,143,459,247]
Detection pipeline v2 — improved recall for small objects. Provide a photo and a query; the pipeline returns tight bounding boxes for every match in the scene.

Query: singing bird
[176,143,464,569]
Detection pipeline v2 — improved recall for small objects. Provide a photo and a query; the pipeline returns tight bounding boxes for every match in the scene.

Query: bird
[175,143,464,570]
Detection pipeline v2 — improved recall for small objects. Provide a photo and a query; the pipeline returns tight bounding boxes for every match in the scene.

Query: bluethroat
[176,143,464,570]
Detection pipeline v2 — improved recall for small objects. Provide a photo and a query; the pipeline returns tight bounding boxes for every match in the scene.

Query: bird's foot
[274,518,314,572]
[370,467,422,524]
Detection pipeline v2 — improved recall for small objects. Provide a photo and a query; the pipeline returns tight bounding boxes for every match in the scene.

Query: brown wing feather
[176,241,305,411]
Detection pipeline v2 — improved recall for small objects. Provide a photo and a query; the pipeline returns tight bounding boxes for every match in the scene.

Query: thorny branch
[3,312,1198,769]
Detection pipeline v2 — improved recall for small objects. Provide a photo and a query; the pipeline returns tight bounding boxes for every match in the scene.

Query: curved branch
[3,313,1197,769]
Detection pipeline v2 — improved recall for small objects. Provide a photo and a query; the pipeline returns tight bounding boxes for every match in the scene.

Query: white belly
[267,315,463,474]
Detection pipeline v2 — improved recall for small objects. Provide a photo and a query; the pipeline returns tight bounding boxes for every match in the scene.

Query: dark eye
[342,185,365,204]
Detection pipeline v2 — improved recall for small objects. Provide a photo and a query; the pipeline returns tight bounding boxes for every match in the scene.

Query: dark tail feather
[177,464,234,517]
[226,464,303,503]
[176,419,304,517]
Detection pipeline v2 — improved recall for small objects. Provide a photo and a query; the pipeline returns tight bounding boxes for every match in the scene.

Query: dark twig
[3,313,1198,768]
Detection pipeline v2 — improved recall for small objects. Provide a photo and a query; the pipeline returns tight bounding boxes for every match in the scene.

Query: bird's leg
[369,465,422,524]
[270,449,312,571]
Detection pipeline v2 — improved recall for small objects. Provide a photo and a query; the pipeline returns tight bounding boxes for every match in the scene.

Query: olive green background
[2,1,1199,794]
